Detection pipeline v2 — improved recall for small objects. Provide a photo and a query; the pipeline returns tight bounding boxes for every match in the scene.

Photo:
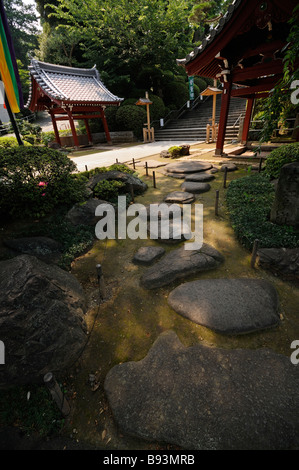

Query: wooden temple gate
[26,58,123,148]
[177,0,298,155]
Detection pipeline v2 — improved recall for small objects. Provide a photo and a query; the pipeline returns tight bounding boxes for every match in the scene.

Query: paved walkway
[69,140,204,172]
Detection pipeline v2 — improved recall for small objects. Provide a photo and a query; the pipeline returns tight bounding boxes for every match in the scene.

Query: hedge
[226,173,299,250]
[264,143,299,179]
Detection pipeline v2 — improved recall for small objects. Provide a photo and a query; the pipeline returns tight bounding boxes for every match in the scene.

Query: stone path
[181,181,211,193]
[163,191,195,204]
[133,246,165,265]
[168,278,280,334]
[104,331,299,450]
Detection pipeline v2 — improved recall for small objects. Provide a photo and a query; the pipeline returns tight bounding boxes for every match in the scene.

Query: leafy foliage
[93,180,126,201]
[0,146,87,218]
[0,384,65,437]
[226,174,299,250]
[0,136,31,148]
[264,143,299,179]
[115,105,147,139]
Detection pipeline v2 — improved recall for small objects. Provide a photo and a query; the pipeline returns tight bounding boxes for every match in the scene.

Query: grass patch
[226,173,299,251]
[0,384,65,437]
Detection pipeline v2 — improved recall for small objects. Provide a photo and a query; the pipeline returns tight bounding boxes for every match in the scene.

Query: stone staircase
[154,95,246,142]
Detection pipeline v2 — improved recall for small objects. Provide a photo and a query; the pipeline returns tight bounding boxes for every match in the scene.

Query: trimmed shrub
[116,105,147,140]
[0,146,87,218]
[41,131,55,146]
[226,173,299,250]
[93,179,126,201]
[168,146,182,158]
[194,77,207,92]
[264,143,299,179]
[163,81,189,109]
[0,136,31,148]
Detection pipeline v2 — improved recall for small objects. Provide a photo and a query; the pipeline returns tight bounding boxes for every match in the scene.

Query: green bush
[226,173,299,250]
[163,81,189,109]
[264,143,299,179]
[0,136,31,148]
[41,131,55,146]
[0,146,87,218]
[168,145,182,158]
[116,105,147,139]
[94,179,126,201]
[22,134,35,145]
[194,77,207,92]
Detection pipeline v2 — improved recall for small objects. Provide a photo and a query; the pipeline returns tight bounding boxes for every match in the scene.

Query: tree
[3,0,39,66]
[258,4,299,142]
[44,0,195,95]
[189,0,233,43]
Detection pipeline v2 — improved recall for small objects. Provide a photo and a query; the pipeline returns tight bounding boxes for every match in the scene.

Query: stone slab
[181,182,211,193]
[140,244,224,289]
[104,330,299,450]
[133,246,165,265]
[184,173,215,182]
[164,161,213,174]
[168,278,280,335]
[163,191,195,204]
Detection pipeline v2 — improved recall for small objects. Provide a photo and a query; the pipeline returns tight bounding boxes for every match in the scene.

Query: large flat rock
[140,244,224,289]
[104,331,299,450]
[133,246,165,265]
[181,182,211,193]
[185,173,215,182]
[168,279,280,334]
[0,255,87,386]
[164,161,213,174]
[163,191,195,204]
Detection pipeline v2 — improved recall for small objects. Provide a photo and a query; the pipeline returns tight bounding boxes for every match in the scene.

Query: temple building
[177,0,298,155]
[26,57,123,148]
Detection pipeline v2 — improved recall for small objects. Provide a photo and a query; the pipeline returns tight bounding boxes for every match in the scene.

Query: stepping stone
[133,246,165,265]
[209,167,219,174]
[164,161,213,174]
[221,163,238,172]
[104,330,299,450]
[163,171,186,179]
[168,278,280,335]
[181,182,211,193]
[140,244,224,289]
[147,219,192,245]
[164,191,195,204]
[144,203,182,220]
[185,173,215,182]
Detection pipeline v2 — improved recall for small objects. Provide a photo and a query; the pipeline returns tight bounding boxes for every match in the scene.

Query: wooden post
[215,79,232,156]
[132,158,135,169]
[215,190,219,216]
[100,107,112,145]
[145,91,151,140]
[153,171,156,188]
[49,110,61,146]
[67,109,79,148]
[145,161,148,176]
[258,157,263,173]
[44,372,70,417]
[223,167,228,188]
[251,239,260,268]
[84,119,93,145]
[85,165,88,171]
[4,93,23,145]
[241,97,254,144]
